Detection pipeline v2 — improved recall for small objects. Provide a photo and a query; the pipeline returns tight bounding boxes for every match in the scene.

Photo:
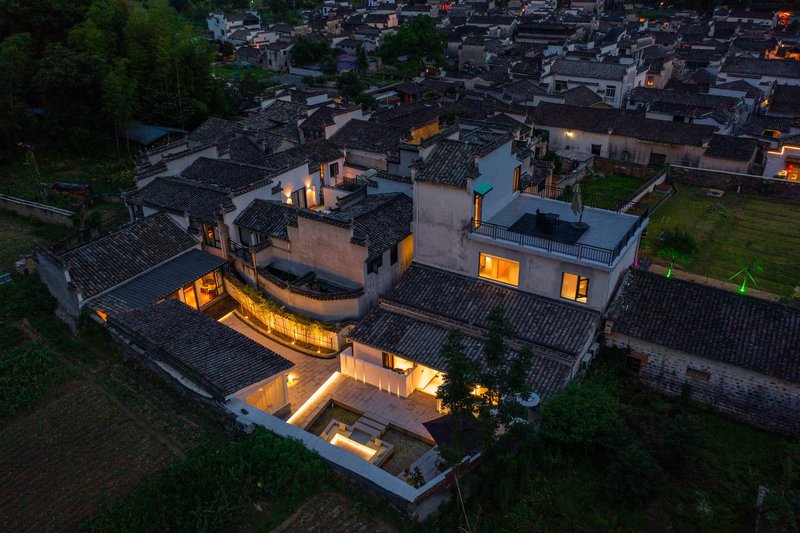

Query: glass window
[646,75,655,87]
[560,273,589,304]
[183,282,198,309]
[196,270,222,308]
[238,227,251,246]
[203,223,220,248]
[330,162,339,177]
[478,253,520,286]
[513,166,521,191]
[390,244,398,265]
[555,80,568,92]
[383,352,414,373]
[367,255,383,274]
[319,163,325,184]
[605,85,616,98]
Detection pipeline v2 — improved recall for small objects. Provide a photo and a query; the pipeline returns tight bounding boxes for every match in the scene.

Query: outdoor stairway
[353,411,389,438]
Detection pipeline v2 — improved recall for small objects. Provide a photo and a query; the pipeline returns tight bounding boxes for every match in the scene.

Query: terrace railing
[469,200,650,266]
[521,184,650,216]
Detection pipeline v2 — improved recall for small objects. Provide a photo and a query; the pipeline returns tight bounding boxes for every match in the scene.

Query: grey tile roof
[382,263,600,357]
[248,139,342,172]
[371,102,441,131]
[563,84,603,107]
[414,139,480,188]
[704,134,759,161]
[329,119,410,154]
[550,59,631,80]
[90,249,227,315]
[59,213,197,299]
[110,300,293,398]
[721,57,800,79]
[219,136,266,162]
[124,178,234,223]
[234,199,298,240]
[242,99,308,127]
[629,87,740,115]
[607,269,800,384]
[534,103,716,147]
[180,157,272,191]
[348,306,572,399]
[187,117,239,145]
[770,84,800,115]
[300,106,335,131]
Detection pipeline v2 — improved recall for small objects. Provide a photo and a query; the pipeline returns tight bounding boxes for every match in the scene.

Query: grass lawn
[580,173,645,201]
[212,63,277,81]
[641,185,800,296]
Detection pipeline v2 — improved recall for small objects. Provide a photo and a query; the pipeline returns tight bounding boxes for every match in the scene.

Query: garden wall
[0,194,76,227]
[669,165,800,203]
[594,157,653,179]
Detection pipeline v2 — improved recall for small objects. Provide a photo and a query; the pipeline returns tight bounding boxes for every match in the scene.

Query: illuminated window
[203,223,220,248]
[560,273,589,304]
[319,163,325,184]
[382,352,415,373]
[478,253,520,286]
[513,165,521,191]
[290,187,307,208]
[473,193,483,228]
[645,75,655,87]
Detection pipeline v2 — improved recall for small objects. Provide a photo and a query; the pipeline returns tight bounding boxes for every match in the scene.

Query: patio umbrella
[571,183,584,224]
[422,413,483,452]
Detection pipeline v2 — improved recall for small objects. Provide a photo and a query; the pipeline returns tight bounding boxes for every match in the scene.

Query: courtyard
[640,185,800,296]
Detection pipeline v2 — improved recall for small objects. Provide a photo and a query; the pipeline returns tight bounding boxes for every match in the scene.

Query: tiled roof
[218,136,265,162]
[414,139,480,188]
[534,103,716,146]
[234,199,298,240]
[770,84,800,115]
[550,59,631,80]
[187,117,239,145]
[300,106,335,131]
[607,269,800,384]
[348,306,571,399]
[180,157,272,191]
[242,99,308,127]
[124,178,234,222]
[90,249,227,315]
[110,300,293,398]
[371,102,440,131]
[329,119,410,153]
[381,263,600,357]
[715,80,765,98]
[563,84,603,107]
[704,134,759,161]
[330,193,413,262]
[721,57,800,79]
[629,87,740,114]
[248,139,342,172]
[59,213,196,299]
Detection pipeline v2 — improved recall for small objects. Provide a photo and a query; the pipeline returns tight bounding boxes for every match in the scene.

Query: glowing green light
[666,265,672,278]
[739,279,747,293]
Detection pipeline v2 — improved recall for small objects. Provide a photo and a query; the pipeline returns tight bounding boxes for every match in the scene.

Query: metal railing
[470,208,649,266]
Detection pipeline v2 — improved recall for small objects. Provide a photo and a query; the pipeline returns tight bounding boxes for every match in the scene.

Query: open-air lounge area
[218,312,444,481]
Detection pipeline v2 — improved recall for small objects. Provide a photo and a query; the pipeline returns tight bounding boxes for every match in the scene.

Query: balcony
[472,189,649,266]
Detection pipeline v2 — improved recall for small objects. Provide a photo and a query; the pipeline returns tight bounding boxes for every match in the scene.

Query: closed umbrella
[571,183,584,225]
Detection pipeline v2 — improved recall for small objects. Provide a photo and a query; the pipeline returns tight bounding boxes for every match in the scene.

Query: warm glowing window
[319,163,325,184]
[203,223,220,248]
[473,193,483,228]
[560,273,589,304]
[479,253,520,286]
[513,166,521,191]
[382,352,414,373]
[646,75,655,87]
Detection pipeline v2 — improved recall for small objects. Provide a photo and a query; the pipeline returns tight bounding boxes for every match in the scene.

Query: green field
[0,211,73,272]
[580,173,645,200]
[642,186,800,296]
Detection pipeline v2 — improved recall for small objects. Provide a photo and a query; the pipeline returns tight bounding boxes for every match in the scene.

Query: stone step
[361,410,390,428]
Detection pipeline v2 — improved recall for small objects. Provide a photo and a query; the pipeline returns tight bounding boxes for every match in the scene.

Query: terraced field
[641,186,800,296]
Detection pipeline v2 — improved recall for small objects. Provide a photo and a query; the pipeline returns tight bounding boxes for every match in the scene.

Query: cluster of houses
[31,2,800,496]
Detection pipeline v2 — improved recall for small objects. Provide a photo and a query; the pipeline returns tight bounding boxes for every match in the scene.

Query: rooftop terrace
[473,190,648,266]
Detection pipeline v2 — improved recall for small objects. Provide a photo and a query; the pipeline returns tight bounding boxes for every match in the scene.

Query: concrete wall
[607,137,705,166]
[607,332,800,437]
[0,195,76,227]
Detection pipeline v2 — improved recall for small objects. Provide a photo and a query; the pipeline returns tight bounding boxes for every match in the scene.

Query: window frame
[554,80,568,93]
[390,244,398,265]
[203,223,221,248]
[367,254,383,274]
[478,253,520,287]
[290,187,307,208]
[329,162,340,177]
[513,165,522,191]
[560,272,589,304]
[590,144,602,156]
[605,85,617,99]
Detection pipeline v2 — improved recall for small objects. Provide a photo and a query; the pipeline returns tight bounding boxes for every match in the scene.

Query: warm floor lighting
[287,372,342,425]
[329,433,378,461]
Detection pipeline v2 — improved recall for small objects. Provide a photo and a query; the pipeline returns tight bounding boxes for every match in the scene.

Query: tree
[540,381,622,448]
[378,15,445,70]
[103,58,137,152]
[336,71,366,99]
[291,36,335,67]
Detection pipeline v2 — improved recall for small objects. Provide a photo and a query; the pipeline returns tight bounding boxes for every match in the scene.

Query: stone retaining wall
[0,194,76,227]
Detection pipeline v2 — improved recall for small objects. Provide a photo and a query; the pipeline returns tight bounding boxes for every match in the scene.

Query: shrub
[657,227,698,263]
[540,381,621,448]
[606,444,665,499]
